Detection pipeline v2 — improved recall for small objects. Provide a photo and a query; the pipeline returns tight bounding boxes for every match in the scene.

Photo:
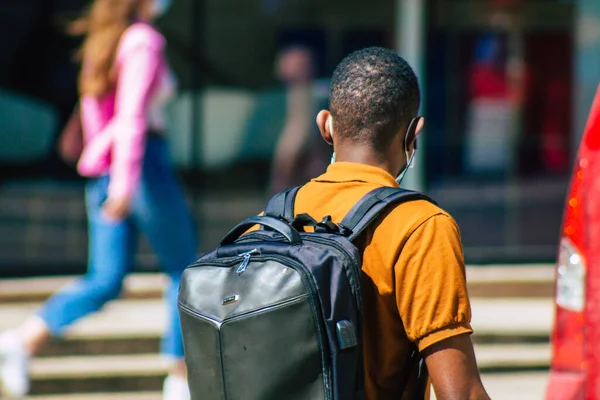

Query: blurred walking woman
[0,1,196,399]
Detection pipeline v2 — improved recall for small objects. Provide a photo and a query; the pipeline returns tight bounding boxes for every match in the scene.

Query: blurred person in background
[0,0,196,399]
[268,45,330,194]
[464,9,528,179]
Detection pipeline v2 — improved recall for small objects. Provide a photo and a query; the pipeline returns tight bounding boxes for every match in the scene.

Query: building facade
[0,0,598,274]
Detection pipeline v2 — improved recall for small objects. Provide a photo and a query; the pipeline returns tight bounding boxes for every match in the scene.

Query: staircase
[0,275,169,399]
[0,265,554,399]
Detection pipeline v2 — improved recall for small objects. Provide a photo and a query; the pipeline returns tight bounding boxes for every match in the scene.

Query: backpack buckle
[336,223,352,237]
[315,215,340,234]
[264,212,293,225]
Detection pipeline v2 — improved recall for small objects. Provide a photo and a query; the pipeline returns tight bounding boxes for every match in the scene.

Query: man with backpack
[178,47,490,400]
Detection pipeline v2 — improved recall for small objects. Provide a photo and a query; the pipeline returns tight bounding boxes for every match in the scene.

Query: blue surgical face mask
[152,0,173,17]
[395,146,416,184]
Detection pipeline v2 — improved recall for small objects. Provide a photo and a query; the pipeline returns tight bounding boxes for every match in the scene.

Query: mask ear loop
[404,116,421,162]
[396,116,422,184]
[329,116,336,164]
[404,116,423,168]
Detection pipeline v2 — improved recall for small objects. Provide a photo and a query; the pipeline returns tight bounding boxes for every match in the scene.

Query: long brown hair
[70,0,143,96]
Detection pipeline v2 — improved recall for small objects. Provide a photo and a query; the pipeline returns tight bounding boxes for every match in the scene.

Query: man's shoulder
[383,197,457,237]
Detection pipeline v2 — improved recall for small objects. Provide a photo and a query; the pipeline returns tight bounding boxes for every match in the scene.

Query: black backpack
[178,186,435,400]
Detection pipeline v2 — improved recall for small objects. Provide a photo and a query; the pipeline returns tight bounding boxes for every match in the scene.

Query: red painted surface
[546,371,585,400]
[582,86,600,399]
[547,85,600,399]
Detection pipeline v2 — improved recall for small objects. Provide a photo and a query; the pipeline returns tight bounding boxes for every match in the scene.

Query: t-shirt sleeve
[107,25,165,199]
[394,214,473,352]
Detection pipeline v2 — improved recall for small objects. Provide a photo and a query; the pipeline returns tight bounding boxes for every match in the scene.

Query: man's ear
[415,117,425,136]
[407,117,425,151]
[316,110,333,145]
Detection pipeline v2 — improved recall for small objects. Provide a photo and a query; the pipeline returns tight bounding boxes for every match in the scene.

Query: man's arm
[423,334,491,400]
[394,212,489,399]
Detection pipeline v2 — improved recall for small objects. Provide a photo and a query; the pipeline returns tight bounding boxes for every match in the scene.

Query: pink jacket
[77,23,169,199]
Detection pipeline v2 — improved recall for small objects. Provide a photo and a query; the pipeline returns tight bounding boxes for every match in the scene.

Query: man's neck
[334,147,398,178]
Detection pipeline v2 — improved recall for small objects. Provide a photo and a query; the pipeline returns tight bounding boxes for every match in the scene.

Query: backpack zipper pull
[236,249,259,275]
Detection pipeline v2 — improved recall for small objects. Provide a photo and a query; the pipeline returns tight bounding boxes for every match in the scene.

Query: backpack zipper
[261,254,333,400]
[236,248,259,275]
[237,232,363,310]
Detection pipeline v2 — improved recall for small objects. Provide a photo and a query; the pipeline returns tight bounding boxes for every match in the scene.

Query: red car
[546,85,600,400]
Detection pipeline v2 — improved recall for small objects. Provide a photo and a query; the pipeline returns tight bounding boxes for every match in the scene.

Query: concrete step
[28,393,161,400]
[24,344,549,396]
[1,297,554,341]
[28,373,550,400]
[432,371,549,400]
[38,337,159,358]
[0,300,165,357]
[0,300,165,340]
[26,371,550,400]
[0,264,555,304]
[476,343,550,371]
[466,264,554,298]
[0,296,554,357]
[471,298,553,338]
[0,277,554,396]
[0,274,167,304]
[28,354,169,395]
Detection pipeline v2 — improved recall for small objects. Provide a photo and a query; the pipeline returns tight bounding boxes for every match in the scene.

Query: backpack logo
[222,294,240,305]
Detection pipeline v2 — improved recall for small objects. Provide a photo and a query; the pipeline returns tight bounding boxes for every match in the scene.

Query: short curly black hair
[329,47,420,153]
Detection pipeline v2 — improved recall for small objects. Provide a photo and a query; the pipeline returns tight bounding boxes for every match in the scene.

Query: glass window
[425,0,575,262]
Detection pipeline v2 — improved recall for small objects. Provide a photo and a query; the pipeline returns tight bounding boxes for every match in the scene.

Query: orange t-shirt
[293,162,473,400]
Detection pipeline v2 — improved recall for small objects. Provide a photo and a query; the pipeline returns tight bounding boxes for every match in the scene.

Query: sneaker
[163,374,191,400]
[0,331,29,398]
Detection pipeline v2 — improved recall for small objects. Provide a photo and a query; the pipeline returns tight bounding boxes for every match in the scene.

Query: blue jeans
[38,138,197,358]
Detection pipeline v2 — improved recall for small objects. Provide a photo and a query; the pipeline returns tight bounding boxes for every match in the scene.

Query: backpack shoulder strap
[339,187,436,242]
[264,186,301,221]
